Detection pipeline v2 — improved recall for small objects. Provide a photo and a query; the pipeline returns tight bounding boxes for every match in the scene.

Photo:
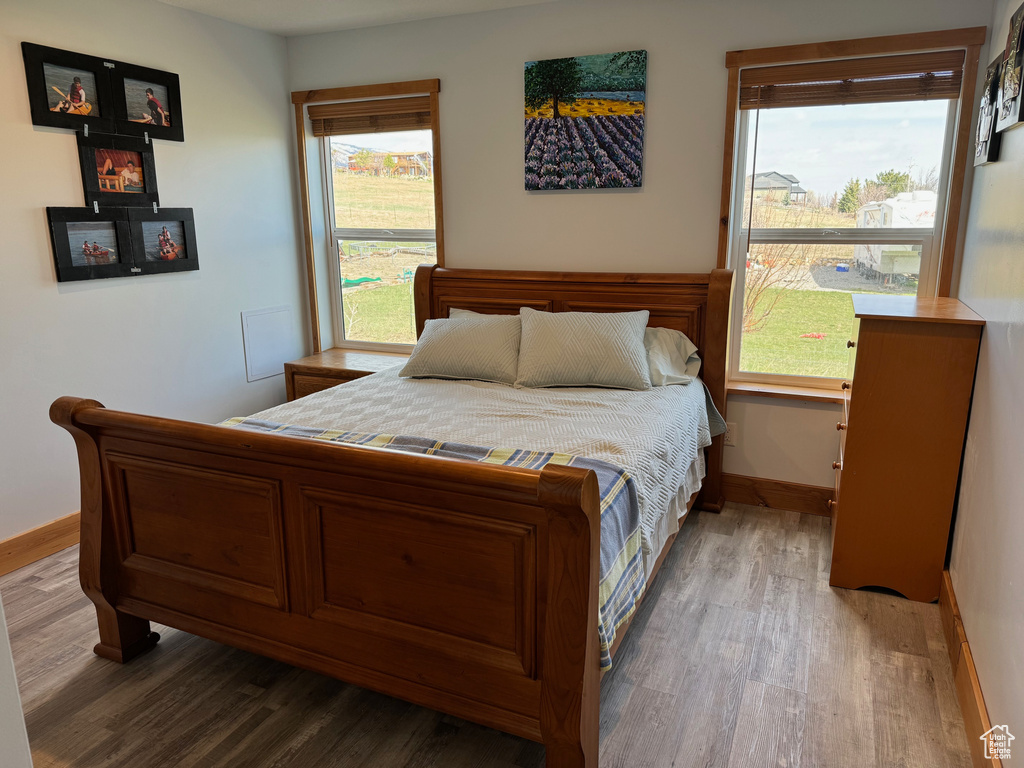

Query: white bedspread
[250,366,711,575]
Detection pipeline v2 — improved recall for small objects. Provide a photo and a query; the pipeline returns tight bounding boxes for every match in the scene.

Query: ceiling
[157,0,561,37]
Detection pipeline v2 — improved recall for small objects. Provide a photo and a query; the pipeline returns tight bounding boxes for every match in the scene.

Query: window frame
[291,80,444,354]
[717,29,985,390]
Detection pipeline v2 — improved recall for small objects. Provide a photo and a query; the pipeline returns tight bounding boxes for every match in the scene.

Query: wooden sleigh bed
[51,266,733,768]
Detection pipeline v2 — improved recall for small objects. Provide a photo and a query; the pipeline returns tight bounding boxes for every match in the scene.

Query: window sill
[727,381,844,404]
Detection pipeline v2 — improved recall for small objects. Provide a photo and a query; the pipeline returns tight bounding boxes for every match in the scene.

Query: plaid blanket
[222,417,647,670]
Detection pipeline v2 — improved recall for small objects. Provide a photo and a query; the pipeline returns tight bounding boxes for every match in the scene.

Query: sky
[746,100,950,199]
[330,130,431,154]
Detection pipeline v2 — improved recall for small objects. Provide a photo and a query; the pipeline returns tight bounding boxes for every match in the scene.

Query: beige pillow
[515,307,651,390]
[399,315,521,385]
[645,327,701,385]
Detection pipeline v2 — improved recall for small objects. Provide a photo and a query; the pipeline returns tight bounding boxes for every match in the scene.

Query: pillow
[515,307,651,390]
[399,314,521,385]
[645,326,702,386]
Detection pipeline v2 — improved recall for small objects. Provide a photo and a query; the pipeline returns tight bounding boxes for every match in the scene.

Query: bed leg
[93,611,160,663]
[539,466,600,768]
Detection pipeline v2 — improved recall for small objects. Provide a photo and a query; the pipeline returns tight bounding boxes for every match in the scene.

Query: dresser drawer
[291,373,349,399]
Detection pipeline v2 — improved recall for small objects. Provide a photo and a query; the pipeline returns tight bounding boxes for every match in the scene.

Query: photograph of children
[127,208,197,275]
[124,78,171,127]
[47,207,136,282]
[976,55,1004,165]
[95,149,145,193]
[141,221,186,261]
[997,1,1024,132]
[111,64,183,141]
[43,63,98,117]
[23,43,116,133]
[78,133,159,207]
[66,222,121,266]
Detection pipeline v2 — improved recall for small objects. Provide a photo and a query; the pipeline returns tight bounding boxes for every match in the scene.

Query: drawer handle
[841,381,851,390]
[832,461,842,469]
[827,499,836,511]
[837,422,847,431]
[847,340,856,349]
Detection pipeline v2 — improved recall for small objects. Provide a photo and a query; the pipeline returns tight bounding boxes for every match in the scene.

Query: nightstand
[284,348,411,401]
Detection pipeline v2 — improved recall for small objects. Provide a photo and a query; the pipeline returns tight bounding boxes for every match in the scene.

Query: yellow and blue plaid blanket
[223,417,647,670]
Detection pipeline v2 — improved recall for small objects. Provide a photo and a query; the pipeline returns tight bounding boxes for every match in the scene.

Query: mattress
[250,365,712,577]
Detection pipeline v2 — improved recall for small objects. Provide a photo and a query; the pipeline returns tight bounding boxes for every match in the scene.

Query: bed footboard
[51,396,600,767]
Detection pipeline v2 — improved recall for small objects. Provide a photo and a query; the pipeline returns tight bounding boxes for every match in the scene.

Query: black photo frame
[77,133,159,207]
[47,207,134,282]
[111,62,184,142]
[997,1,1024,133]
[22,42,116,134]
[128,208,199,275]
[976,56,1004,166]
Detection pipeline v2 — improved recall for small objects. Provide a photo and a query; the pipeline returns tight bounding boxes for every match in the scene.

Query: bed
[50,265,733,768]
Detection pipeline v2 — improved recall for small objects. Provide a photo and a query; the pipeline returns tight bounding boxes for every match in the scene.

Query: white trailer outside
[854,191,935,280]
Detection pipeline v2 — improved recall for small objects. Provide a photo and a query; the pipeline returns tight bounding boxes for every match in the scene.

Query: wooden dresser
[829,295,983,602]
[284,348,410,401]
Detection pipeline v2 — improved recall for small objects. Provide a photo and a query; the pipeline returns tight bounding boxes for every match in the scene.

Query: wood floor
[1,502,971,768]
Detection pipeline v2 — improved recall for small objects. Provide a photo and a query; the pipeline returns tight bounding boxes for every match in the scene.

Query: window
[321,129,436,346]
[720,32,983,388]
[292,80,442,352]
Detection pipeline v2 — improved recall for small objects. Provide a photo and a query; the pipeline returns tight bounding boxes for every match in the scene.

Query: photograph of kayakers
[43,64,97,116]
[141,221,185,261]
[95,150,145,194]
[66,222,119,267]
[124,78,171,127]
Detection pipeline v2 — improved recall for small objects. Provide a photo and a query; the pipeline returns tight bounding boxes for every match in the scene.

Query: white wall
[0,597,32,768]
[0,0,307,540]
[287,0,989,489]
[949,0,1024,737]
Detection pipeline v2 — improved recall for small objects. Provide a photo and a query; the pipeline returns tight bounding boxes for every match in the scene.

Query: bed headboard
[413,265,735,511]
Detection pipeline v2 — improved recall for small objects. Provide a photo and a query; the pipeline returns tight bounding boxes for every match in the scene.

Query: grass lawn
[740,288,856,378]
[343,282,417,344]
[333,171,435,230]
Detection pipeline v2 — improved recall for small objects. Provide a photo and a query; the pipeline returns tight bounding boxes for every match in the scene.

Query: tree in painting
[524,50,646,190]
[525,57,584,119]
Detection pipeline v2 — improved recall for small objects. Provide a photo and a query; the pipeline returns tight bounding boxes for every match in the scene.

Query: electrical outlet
[724,422,737,447]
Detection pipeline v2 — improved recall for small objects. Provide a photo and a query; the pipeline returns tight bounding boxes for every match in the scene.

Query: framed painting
[128,208,199,275]
[997,2,1024,133]
[77,133,159,206]
[976,55,1003,166]
[110,62,184,142]
[22,42,116,134]
[524,49,646,190]
[47,207,134,282]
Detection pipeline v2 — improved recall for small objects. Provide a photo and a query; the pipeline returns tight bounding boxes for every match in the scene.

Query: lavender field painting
[524,50,646,190]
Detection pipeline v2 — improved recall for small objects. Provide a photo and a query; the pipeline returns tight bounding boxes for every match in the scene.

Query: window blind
[739,50,966,109]
[308,95,431,137]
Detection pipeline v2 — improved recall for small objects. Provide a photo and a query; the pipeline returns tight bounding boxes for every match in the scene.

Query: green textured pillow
[515,307,651,390]
[399,315,521,385]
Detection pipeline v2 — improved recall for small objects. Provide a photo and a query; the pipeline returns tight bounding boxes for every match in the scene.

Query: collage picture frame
[47,207,198,282]
[997,2,1024,133]
[976,56,1004,166]
[22,42,184,141]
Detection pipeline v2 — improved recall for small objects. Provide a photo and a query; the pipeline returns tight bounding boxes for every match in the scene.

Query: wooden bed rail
[50,395,601,767]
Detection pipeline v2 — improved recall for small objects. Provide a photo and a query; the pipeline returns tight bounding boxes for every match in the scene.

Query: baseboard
[721,473,833,516]
[940,570,1003,768]
[0,512,80,577]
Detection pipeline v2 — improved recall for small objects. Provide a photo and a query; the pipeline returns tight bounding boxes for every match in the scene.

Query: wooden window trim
[716,27,985,300]
[724,27,986,69]
[290,80,444,353]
